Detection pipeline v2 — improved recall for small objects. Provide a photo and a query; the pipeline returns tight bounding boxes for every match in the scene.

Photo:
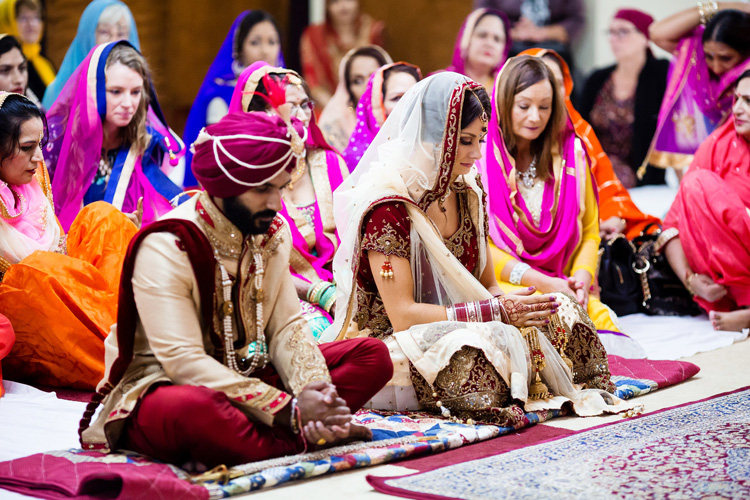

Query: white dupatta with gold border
[323,73,629,416]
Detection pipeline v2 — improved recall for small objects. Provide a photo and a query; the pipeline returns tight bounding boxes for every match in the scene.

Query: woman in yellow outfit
[0,0,55,101]
[478,55,619,332]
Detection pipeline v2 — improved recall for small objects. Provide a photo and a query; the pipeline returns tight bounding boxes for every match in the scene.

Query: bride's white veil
[322,72,490,342]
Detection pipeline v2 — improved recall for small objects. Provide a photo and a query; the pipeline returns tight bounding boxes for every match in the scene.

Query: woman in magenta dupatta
[478,55,621,333]
[644,5,750,174]
[226,61,348,339]
[342,62,421,172]
[442,8,511,92]
[44,41,183,231]
[662,70,750,332]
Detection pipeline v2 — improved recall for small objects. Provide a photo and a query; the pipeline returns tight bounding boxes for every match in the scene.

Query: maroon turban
[191,111,306,198]
[614,9,654,40]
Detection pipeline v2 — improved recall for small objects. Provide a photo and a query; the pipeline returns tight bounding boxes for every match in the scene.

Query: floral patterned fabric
[378,386,750,500]
[0,373,668,499]
[589,76,638,188]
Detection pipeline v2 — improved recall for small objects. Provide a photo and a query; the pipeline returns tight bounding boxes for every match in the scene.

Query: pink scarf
[0,170,55,247]
[228,62,347,287]
[45,42,179,231]
[478,65,588,279]
[342,62,421,172]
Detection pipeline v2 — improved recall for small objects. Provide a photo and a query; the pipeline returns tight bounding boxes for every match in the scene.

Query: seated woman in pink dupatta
[644,4,750,175]
[478,56,618,332]
[442,8,511,92]
[662,70,750,332]
[44,41,183,232]
[342,62,420,172]
[226,62,348,339]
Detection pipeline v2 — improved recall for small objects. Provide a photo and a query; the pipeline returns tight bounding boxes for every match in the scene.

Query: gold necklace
[287,156,307,190]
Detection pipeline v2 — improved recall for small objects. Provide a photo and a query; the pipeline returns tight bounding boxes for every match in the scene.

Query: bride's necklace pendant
[517,155,538,189]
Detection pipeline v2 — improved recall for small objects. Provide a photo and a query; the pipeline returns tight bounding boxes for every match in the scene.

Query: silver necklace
[517,155,538,189]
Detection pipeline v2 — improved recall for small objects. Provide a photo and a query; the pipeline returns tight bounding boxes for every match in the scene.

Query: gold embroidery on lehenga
[286,321,331,393]
[443,193,474,260]
[354,287,392,339]
[544,293,615,392]
[410,347,511,413]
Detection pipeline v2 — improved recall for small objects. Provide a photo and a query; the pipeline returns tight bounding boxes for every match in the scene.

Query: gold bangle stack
[698,1,719,25]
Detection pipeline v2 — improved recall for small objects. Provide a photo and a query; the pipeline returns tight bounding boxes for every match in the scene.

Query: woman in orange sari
[0,92,136,389]
[300,0,385,108]
[521,47,660,241]
[662,70,750,332]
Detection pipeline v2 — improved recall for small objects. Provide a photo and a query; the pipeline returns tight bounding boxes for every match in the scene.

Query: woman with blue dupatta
[42,0,139,109]
[181,10,284,189]
[44,41,183,231]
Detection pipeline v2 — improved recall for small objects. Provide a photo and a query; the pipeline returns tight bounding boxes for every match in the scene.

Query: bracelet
[698,1,718,25]
[509,262,531,286]
[307,281,332,305]
[289,397,300,434]
[654,227,679,254]
[319,285,337,313]
[685,272,700,296]
[446,297,507,323]
[446,304,456,321]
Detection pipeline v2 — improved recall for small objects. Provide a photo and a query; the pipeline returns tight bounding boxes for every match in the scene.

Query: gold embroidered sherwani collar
[195,191,244,262]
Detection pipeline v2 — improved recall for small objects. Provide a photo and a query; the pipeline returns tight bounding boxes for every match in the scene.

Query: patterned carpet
[370,387,750,500]
[0,358,699,499]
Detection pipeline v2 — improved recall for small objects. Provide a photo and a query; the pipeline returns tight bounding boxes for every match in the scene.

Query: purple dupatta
[643,27,750,172]
[182,12,285,188]
[478,61,590,279]
[45,41,182,231]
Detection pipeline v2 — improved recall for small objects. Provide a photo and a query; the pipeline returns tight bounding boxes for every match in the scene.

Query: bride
[320,72,628,424]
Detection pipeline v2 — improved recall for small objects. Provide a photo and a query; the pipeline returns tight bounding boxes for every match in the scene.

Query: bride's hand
[498,288,559,328]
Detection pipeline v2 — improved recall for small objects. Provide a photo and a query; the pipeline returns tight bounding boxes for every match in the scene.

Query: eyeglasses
[289,101,314,117]
[17,15,42,25]
[606,28,637,38]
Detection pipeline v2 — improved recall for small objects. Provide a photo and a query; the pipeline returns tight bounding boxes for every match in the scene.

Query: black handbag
[632,226,702,317]
[598,225,702,317]
[597,234,643,316]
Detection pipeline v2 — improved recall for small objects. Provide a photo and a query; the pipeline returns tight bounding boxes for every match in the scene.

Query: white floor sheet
[618,313,748,360]
[0,382,87,462]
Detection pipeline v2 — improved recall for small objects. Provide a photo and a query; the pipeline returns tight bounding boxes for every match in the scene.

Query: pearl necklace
[517,155,538,189]
[219,242,269,376]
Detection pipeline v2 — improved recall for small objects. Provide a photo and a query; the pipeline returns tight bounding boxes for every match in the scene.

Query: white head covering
[323,72,490,341]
